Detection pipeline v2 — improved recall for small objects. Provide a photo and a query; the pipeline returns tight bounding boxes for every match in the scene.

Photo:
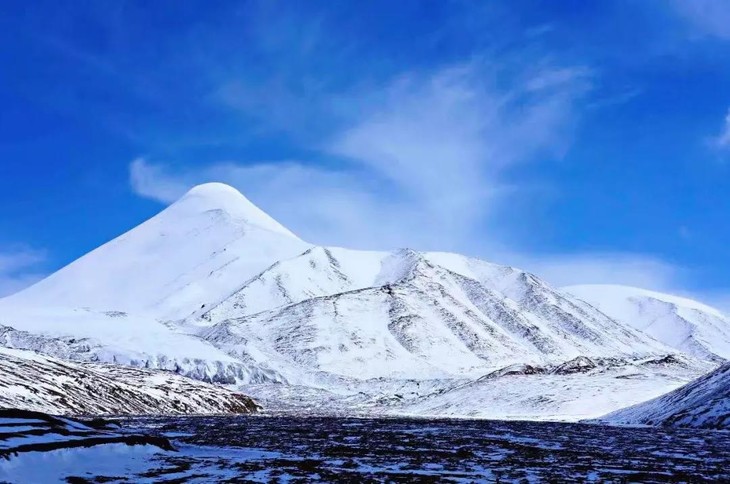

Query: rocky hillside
[0,347,259,416]
[597,363,730,430]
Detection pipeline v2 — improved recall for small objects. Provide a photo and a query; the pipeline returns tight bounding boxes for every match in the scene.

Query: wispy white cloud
[0,247,48,298]
[123,5,715,302]
[129,158,190,203]
[128,66,726,306]
[132,156,697,297]
[507,252,682,290]
[129,57,704,297]
[706,292,730,315]
[131,58,590,252]
[672,0,730,40]
[711,108,730,150]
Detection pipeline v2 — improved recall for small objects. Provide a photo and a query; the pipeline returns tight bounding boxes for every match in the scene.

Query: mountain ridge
[564,284,730,361]
[0,182,726,419]
[596,362,730,429]
[3,183,309,320]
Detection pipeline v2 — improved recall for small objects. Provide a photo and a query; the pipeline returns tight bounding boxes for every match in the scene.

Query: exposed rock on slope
[0,183,716,420]
[0,307,285,385]
[197,248,671,383]
[0,347,259,416]
[596,363,730,430]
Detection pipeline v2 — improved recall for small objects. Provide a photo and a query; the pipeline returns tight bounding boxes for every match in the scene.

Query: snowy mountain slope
[3,183,309,321]
[193,246,386,323]
[564,285,730,361]
[393,355,710,421]
[0,184,304,385]
[597,362,730,429]
[0,306,284,384]
[239,355,713,421]
[0,347,259,415]
[196,247,672,385]
[0,182,705,421]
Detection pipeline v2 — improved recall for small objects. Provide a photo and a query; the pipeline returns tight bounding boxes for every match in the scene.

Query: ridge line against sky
[0,0,729,312]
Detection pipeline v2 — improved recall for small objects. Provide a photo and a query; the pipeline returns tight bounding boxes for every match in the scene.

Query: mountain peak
[185,182,247,199]
[175,182,299,239]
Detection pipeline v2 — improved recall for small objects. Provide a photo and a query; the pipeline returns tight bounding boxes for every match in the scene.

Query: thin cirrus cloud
[128,59,700,295]
[672,0,730,40]
[711,108,730,150]
[0,247,48,298]
[132,60,590,251]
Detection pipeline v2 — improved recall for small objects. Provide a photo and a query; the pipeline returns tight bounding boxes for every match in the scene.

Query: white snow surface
[597,362,730,429]
[239,355,714,421]
[0,306,282,384]
[194,246,674,385]
[0,183,722,419]
[4,183,308,320]
[564,284,730,361]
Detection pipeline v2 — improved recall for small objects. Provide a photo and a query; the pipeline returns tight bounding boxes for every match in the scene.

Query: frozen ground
[126,416,730,481]
[2,411,728,482]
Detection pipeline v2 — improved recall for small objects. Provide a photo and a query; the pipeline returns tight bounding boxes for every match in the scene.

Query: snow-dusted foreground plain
[4,411,728,483]
[0,409,173,483]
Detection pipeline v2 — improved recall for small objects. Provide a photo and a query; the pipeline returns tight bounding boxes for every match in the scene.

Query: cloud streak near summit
[1,0,729,310]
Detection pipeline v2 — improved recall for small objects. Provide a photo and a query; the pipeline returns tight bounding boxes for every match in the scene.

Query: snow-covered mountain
[0,306,284,384]
[564,285,730,362]
[0,184,307,384]
[0,347,259,415]
[0,182,719,419]
[597,362,730,429]
[5,183,308,321]
[196,247,672,384]
[241,354,713,421]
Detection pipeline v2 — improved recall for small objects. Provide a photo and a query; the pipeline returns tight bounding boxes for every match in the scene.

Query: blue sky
[1,0,729,308]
